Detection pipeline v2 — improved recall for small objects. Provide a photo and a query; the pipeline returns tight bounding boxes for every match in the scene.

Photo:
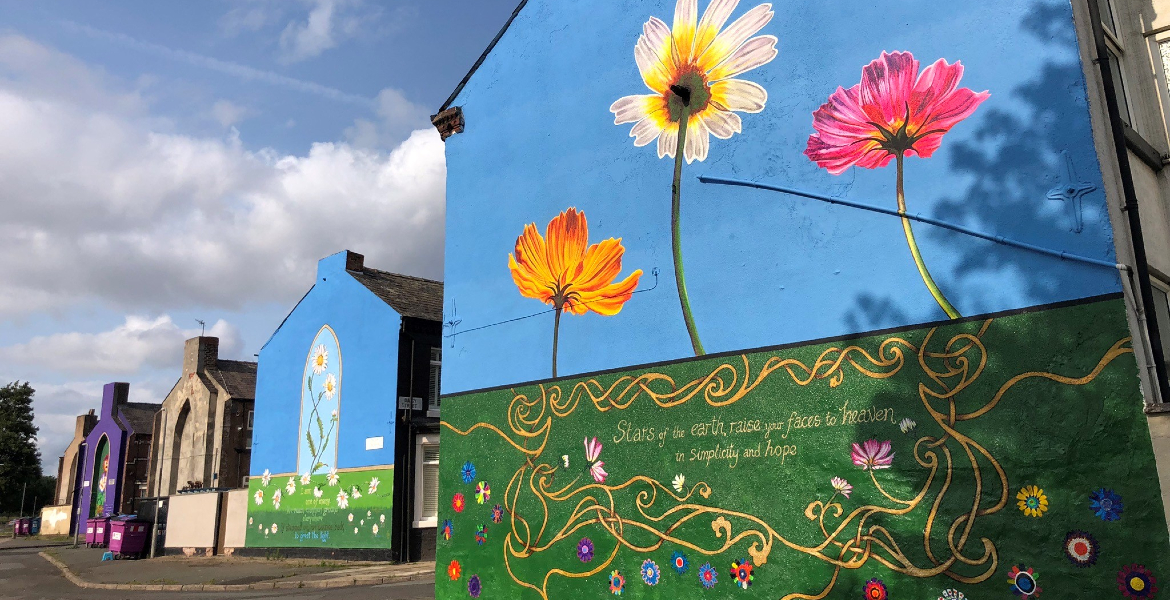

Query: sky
[0,0,520,473]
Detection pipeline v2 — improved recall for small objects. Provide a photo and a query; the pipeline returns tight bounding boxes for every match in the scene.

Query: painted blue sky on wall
[441,0,1116,394]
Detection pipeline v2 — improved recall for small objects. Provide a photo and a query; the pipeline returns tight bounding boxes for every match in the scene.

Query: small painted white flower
[354,527,359,534]
[331,409,338,422]
[254,490,264,505]
[327,469,339,486]
[336,489,349,509]
[899,417,917,434]
[258,524,263,531]
[379,514,385,524]
[672,474,686,493]
[367,510,372,518]
[271,523,278,533]
[265,527,270,535]
[360,519,364,526]
[273,489,282,510]
[261,469,272,487]
[285,477,296,495]
[311,344,329,374]
[313,486,323,498]
[368,477,380,494]
[249,517,253,525]
[351,486,362,499]
[300,472,312,485]
[562,455,569,468]
[348,513,354,522]
[371,524,379,535]
[323,373,338,399]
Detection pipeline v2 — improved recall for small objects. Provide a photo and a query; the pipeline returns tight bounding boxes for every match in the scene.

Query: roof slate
[348,267,443,322]
[208,359,258,400]
[118,402,161,436]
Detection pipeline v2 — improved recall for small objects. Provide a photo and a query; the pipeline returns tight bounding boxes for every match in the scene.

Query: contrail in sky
[61,20,374,108]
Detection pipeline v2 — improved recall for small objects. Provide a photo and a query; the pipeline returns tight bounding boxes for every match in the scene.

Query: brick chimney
[345,250,365,272]
[184,336,220,374]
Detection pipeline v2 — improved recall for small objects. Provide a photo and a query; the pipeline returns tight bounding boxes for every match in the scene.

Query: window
[1101,0,1118,36]
[428,347,441,417]
[1106,46,1133,126]
[1150,280,1170,375]
[414,434,440,527]
[246,410,254,430]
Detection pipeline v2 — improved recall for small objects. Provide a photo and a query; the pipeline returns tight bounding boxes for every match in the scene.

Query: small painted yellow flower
[1016,485,1048,517]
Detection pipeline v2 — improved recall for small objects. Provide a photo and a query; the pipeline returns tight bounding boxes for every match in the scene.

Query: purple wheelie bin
[108,517,149,558]
[14,518,30,536]
[85,517,111,547]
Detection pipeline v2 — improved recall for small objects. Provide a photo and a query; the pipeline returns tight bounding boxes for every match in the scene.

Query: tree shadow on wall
[845,1,1107,330]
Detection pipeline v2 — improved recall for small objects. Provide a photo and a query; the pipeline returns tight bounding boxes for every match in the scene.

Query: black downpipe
[1087,0,1170,404]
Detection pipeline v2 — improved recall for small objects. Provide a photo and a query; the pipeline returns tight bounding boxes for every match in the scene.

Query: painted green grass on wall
[437,296,1169,599]
[246,468,393,548]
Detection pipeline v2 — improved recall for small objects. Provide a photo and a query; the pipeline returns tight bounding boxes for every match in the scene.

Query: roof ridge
[350,267,442,285]
[436,0,529,113]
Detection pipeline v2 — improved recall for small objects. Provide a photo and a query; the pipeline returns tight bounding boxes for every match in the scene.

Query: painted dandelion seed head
[508,208,643,316]
[804,50,989,175]
[611,0,778,164]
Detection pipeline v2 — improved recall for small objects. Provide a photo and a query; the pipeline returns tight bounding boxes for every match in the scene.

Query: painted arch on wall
[298,325,342,477]
[90,434,110,518]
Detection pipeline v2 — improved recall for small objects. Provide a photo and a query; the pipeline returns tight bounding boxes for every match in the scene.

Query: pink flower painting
[851,439,895,471]
[805,51,989,319]
[584,437,607,483]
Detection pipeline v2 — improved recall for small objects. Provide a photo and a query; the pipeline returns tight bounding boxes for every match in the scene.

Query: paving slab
[45,546,356,586]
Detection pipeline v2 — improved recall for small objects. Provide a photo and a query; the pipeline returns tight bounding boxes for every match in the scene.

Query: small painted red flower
[864,578,888,600]
[447,560,462,581]
[804,51,989,174]
[452,492,466,513]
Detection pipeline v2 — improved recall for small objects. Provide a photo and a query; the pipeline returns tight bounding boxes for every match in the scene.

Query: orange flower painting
[509,208,642,377]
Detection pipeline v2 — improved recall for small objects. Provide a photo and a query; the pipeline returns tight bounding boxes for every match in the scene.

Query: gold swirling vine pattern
[441,321,1133,600]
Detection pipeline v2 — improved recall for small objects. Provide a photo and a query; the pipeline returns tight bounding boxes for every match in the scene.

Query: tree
[0,382,42,514]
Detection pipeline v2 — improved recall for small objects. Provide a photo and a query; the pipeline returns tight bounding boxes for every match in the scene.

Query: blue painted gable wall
[251,251,401,475]
[440,0,1118,394]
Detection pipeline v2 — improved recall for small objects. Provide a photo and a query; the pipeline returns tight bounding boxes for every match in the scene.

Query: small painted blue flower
[461,462,476,484]
[670,551,689,574]
[1090,488,1123,521]
[698,562,717,589]
[641,559,660,586]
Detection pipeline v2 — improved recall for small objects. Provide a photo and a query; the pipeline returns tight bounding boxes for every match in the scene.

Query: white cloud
[0,316,242,377]
[211,99,249,127]
[9,378,171,472]
[345,88,430,150]
[277,0,382,64]
[0,34,445,317]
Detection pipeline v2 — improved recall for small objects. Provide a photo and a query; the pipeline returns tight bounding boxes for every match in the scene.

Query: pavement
[0,537,436,599]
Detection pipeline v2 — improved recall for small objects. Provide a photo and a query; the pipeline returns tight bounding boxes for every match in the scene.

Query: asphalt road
[0,546,436,600]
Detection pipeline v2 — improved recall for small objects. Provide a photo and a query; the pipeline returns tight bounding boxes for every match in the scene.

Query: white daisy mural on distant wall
[298,325,341,476]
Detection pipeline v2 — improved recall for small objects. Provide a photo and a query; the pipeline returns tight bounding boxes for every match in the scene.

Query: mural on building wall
[246,466,393,548]
[439,297,1170,599]
[509,208,642,377]
[439,0,1170,597]
[299,326,341,477]
[247,324,394,548]
[91,437,109,518]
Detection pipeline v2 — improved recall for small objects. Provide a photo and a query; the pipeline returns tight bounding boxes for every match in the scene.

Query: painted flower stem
[672,103,705,356]
[551,304,562,378]
[896,153,961,319]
